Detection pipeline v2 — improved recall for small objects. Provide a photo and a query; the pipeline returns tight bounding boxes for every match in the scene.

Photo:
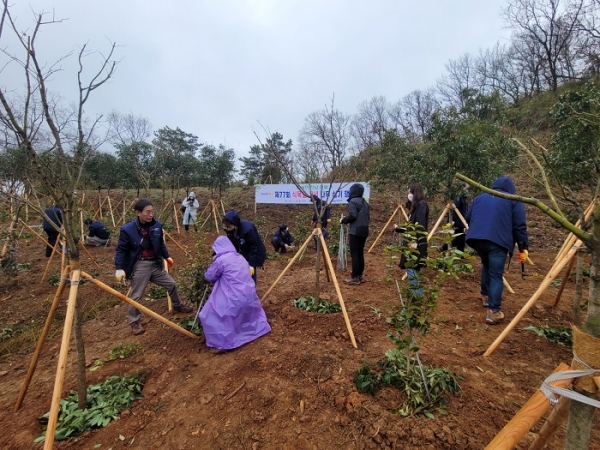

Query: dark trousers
[452,227,466,252]
[45,230,59,257]
[349,234,367,279]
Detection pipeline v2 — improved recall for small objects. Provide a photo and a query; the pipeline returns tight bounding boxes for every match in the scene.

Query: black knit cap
[279,223,288,231]
[134,198,153,212]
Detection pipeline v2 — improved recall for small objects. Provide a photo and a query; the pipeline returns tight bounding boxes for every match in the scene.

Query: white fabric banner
[254,182,370,204]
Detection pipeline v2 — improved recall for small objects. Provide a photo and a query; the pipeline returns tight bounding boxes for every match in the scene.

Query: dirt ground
[0,191,599,450]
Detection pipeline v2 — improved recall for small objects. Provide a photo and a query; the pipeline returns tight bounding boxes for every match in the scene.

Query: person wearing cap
[222,210,266,284]
[115,199,193,335]
[340,183,370,285]
[83,218,111,246]
[181,192,199,232]
[271,223,295,253]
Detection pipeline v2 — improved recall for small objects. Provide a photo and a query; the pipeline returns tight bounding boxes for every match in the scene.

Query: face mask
[408,193,414,202]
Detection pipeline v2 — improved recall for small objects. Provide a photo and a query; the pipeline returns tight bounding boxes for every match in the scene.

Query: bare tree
[503,0,585,91]
[0,0,118,437]
[390,88,439,142]
[436,53,476,108]
[350,95,391,150]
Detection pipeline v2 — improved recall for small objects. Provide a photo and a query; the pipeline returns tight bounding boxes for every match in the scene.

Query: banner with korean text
[254,183,370,205]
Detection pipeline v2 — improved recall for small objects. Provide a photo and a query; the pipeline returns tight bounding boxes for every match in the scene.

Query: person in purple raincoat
[200,236,271,353]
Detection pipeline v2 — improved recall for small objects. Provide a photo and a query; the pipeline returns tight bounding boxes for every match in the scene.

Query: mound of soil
[0,192,598,449]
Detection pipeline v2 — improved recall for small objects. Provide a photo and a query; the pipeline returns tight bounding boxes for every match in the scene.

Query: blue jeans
[406,268,423,297]
[472,240,507,312]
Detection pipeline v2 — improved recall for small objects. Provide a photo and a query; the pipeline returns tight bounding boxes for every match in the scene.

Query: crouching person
[200,236,271,353]
[271,223,295,253]
[84,218,111,246]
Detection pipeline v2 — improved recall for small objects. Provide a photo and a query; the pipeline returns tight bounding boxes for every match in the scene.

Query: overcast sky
[6,1,511,165]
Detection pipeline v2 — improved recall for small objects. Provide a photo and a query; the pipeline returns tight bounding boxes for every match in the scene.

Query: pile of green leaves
[0,325,15,341]
[35,373,146,442]
[265,251,281,260]
[145,285,166,300]
[108,342,143,360]
[354,349,461,418]
[524,325,573,347]
[293,296,341,314]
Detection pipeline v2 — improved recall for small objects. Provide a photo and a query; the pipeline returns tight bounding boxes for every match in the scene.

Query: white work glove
[115,270,126,282]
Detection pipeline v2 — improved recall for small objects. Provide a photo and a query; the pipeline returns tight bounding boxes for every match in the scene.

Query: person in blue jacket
[42,205,63,257]
[222,210,267,284]
[83,218,111,246]
[115,199,192,335]
[271,223,295,253]
[465,176,529,325]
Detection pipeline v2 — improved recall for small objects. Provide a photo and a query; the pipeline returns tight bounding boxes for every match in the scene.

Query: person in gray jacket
[340,183,370,285]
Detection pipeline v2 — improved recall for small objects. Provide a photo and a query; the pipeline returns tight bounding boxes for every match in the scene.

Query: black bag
[180,205,186,214]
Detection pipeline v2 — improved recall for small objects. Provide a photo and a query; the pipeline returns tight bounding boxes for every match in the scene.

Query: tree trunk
[315,229,321,300]
[564,402,595,450]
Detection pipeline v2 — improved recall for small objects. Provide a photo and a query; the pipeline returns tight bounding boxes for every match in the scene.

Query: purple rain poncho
[199,236,271,350]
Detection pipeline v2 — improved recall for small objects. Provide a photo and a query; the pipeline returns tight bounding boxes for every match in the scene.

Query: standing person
[181,192,199,232]
[222,210,266,284]
[465,176,529,325]
[83,218,111,246]
[311,194,331,248]
[271,223,295,253]
[115,199,193,335]
[199,236,271,353]
[395,182,429,297]
[341,183,370,285]
[42,205,63,257]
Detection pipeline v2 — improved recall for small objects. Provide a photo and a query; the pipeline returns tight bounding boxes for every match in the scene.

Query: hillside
[0,186,598,449]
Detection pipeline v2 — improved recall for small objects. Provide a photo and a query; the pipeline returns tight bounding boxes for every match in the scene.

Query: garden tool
[191,285,209,330]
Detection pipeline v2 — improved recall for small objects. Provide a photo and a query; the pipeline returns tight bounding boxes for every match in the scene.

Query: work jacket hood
[348,183,364,201]
[223,210,241,227]
[492,176,517,194]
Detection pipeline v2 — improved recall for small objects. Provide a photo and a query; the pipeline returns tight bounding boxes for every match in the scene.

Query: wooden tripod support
[367,203,409,253]
[261,228,357,348]
[15,266,198,448]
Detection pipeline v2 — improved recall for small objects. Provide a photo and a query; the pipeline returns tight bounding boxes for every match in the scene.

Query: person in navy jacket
[42,205,63,257]
[115,199,192,335]
[83,219,111,246]
[271,223,295,253]
[222,210,266,284]
[465,176,529,325]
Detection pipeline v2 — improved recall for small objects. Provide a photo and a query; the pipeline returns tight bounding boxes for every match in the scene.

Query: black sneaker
[173,304,193,313]
[344,278,361,285]
[130,320,145,335]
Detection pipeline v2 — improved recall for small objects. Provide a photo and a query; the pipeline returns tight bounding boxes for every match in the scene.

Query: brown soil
[0,192,599,450]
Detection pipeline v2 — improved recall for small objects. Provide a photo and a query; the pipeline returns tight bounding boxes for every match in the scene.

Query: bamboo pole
[160,198,172,216]
[43,268,81,450]
[41,238,61,282]
[172,202,181,234]
[555,201,593,262]
[15,268,70,411]
[527,396,571,450]
[164,231,189,258]
[94,195,108,220]
[261,231,316,303]
[321,245,331,282]
[427,203,450,242]
[79,210,84,241]
[400,204,409,221]
[19,219,52,248]
[163,259,173,311]
[484,240,582,357]
[503,277,515,294]
[211,200,220,233]
[552,251,577,307]
[220,200,226,215]
[368,204,401,253]
[107,196,116,228]
[80,272,198,339]
[60,239,66,274]
[78,241,100,269]
[484,363,572,450]
[318,232,357,348]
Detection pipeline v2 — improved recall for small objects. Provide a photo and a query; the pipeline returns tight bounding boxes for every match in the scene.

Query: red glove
[166,257,174,269]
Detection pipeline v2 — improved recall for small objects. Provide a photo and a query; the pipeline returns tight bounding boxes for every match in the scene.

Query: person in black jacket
[394,182,429,296]
[42,205,63,257]
[340,184,370,285]
[222,210,267,284]
[271,223,295,253]
[440,185,469,253]
[84,219,111,246]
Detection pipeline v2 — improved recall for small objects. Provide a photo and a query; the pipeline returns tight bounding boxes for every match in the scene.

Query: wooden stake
[79,210,84,241]
[484,241,582,357]
[321,243,331,282]
[261,231,316,303]
[368,204,401,253]
[163,254,173,311]
[43,268,81,450]
[552,252,577,308]
[318,231,357,348]
[427,203,450,242]
[164,231,189,258]
[527,396,571,450]
[503,277,515,294]
[107,196,116,228]
[15,268,70,411]
[80,272,198,339]
[555,201,593,262]
[172,202,181,234]
[211,200,220,233]
[78,241,100,269]
[41,238,61,282]
[220,200,226,215]
[400,204,409,221]
[484,363,572,450]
